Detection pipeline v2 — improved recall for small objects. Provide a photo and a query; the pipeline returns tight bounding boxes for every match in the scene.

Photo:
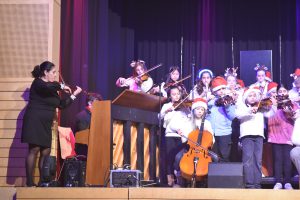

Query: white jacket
[292,117,300,146]
[235,102,276,138]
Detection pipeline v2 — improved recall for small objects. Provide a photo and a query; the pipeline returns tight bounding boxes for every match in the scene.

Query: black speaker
[208,162,244,188]
[110,170,142,187]
[63,158,86,187]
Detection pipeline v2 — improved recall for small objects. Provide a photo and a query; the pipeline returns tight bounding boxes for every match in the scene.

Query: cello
[179,119,219,186]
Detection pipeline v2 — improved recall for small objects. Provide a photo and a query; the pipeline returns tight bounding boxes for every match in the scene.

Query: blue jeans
[241,136,263,188]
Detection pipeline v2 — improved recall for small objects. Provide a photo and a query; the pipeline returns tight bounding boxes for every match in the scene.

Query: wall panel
[0,0,61,187]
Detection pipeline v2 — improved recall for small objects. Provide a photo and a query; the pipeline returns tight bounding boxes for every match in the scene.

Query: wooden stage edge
[0,187,299,200]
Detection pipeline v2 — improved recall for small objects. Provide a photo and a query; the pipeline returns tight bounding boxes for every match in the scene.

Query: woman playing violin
[224,67,243,104]
[236,86,277,188]
[21,61,82,186]
[190,69,214,101]
[116,60,153,93]
[159,66,188,97]
[268,84,298,190]
[206,76,236,162]
[159,86,190,187]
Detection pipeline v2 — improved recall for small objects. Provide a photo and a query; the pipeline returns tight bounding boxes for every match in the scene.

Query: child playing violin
[116,60,153,93]
[236,86,277,189]
[190,69,214,101]
[206,76,236,162]
[268,83,297,190]
[160,66,188,97]
[159,86,190,187]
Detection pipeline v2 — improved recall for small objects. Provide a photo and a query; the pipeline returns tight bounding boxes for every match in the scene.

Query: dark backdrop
[60,0,300,128]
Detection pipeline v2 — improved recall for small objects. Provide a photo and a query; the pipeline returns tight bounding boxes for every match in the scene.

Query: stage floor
[1,187,299,200]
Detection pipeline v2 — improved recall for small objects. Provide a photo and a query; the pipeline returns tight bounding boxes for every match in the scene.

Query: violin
[139,74,149,82]
[215,95,235,107]
[173,100,192,110]
[127,63,162,83]
[172,90,194,111]
[250,98,273,113]
[276,95,296,118]
[277,95,293,109]
[163,75,191,90]
[59,73,88,95]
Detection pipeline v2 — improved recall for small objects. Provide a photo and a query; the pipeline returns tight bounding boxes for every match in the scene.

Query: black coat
[21,78,73,147]
[74,108,91,133]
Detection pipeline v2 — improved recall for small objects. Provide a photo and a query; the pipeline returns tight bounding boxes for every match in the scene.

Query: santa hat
[191,98,207,110]
[198,69,213,79]
[290,68,300,80]
[211,76,227,92]
[242,86,261,104]
[265,71,272,82]
[237,79,245,88]
[267,82,278,94]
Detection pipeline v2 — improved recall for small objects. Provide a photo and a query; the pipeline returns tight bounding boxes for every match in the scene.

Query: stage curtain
[60,0,300,126]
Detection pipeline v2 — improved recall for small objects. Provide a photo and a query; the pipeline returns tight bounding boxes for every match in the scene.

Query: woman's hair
[167,85,181,101]
[196,71,212,95]
[165,66,180,84]
[225,74,237,82]
[277,83,287,91]
[131,60,146,77]
[86,92,103,105]
[31,61,55,78]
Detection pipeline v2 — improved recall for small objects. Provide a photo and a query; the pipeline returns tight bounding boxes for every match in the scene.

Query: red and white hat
[211,76,227,92]
[290,68,300,79]
[237,79,245,88]
[191,98,207,110]
[265,71,272,82]
[267,82,278,94]
[242,86,261,103]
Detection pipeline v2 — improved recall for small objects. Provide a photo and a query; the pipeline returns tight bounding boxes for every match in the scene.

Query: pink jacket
[268,109,294,145]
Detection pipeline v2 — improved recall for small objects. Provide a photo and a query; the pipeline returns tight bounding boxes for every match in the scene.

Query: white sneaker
[273,182,283,189]
[284,183,293,190]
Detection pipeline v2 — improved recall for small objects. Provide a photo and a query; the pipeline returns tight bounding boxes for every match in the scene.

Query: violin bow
[163,74,192,89]
[137,63,162,78]
[59,72,89,95]
[256,82,268,109]
[127,63,163,81]
[173,90,192,110]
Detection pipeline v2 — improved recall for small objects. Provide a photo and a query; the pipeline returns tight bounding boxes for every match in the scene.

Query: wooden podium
[75,90,166,186]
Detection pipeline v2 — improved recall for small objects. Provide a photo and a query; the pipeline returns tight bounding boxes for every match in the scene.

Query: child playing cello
[174,98,215,187]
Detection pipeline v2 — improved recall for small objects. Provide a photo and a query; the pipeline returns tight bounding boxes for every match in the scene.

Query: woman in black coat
[21,61,82,186]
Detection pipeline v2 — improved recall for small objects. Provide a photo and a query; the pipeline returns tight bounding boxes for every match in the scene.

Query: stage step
[13,187,300,200]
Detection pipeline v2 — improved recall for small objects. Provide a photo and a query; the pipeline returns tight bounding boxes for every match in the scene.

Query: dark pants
[241,135,263,189]
[272,143,293,184]
[213,135,232,162]
[165,137,185,175]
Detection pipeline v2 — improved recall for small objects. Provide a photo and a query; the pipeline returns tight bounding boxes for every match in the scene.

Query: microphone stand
[191,57,196,101]
[157,77,164,185]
